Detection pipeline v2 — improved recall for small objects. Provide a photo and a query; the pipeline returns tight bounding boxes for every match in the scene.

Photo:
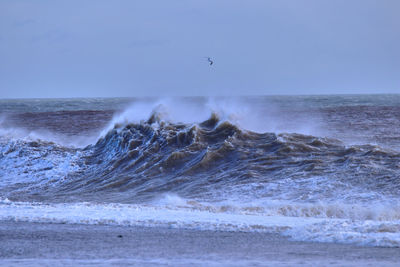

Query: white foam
[0,139,83,186]
[1,198,399,247]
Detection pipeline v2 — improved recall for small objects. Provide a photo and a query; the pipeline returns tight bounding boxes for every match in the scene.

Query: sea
[0,95,399,247]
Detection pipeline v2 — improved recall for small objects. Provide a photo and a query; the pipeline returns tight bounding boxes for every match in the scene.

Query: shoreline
[0,220,399,266]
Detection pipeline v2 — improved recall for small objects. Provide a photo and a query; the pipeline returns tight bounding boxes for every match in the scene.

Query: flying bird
[205,57,214,66]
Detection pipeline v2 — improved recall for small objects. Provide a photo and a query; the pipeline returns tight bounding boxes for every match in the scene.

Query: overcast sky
[0,0,399,98]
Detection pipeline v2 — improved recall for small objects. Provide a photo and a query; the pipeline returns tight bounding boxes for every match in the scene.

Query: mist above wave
[0,97,322,149]
[99,97,322,139]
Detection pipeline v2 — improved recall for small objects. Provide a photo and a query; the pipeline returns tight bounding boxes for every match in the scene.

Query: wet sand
[0,221,399,266]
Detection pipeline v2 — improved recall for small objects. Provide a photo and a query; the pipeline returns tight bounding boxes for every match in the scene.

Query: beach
[0,221,399,266]
[2,0,400,263]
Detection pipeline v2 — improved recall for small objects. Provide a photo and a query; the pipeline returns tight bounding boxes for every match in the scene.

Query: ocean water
[0,95,400,247]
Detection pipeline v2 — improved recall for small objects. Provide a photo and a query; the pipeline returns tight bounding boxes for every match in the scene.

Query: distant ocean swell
[0,97,400,247]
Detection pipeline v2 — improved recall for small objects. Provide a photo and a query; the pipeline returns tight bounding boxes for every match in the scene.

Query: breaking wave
[1,109,399,203]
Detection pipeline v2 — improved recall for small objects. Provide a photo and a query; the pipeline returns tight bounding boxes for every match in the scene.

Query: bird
[205,57,214,66]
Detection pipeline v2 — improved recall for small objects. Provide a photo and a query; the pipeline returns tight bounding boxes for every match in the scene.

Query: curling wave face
[1,96,400,247]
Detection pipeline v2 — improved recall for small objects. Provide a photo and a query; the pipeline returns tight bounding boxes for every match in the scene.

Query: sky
[0,0,399,98]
